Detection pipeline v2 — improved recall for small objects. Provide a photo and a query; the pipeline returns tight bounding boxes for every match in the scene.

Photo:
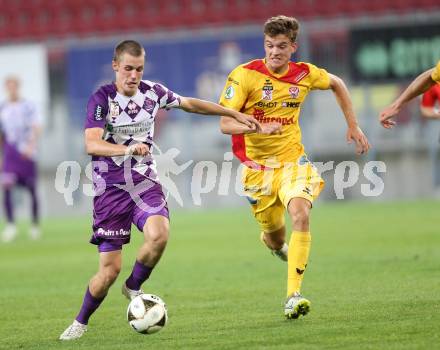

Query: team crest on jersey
[289,86,300,99]
[110,101,120,117]
[262,79,274,100]
[225,86,234,99]
[126,101,140,115]
[143,98,155,113]
[262,89,273,100]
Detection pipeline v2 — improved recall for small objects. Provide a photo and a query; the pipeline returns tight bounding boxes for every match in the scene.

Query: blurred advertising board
[66,33,267,124]
[349,22,440,82]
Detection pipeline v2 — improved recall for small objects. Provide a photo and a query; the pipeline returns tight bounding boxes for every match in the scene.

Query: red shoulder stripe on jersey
[231,134,266,170]
[243,60,310,84]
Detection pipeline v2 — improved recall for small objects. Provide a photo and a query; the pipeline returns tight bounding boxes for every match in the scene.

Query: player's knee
[145,223,169,250]
[289,206,310,229]
[263,228,285,250]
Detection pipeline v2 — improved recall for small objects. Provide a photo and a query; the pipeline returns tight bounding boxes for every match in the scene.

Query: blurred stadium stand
[0,0,439,42]
[1,0,440,218]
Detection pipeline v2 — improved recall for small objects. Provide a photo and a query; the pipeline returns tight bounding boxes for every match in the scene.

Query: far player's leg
[244,167,288,260]
[4,186,14,222]
[251,198,287,261]
[123,215,169,300]
[260,226,288,261]
[23,178,40,239]
[60,250,122,340]
[1,178,17,242]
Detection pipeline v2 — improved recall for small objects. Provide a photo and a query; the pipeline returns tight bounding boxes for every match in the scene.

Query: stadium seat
[393,0,416,13]
[83,0,109,34]
[341,1,369,16]
[6,6,29,40]
[363,0,389,14]
[246,0,273,22]
[50,1,76,38]
[69,0,94,36]
[418,0,440,9]
[0,0,8,40]
[155,0,182,29]
[224,0,248,24]
[196,0,226,27]
[282,1,315,19]
[0,0,437,42]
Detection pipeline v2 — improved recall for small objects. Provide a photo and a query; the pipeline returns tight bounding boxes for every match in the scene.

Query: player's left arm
[329,73,371,155]
[21,124,41,159]
[23,102,43,159]
[379,67,436,128]
[29,123,42,145]
[177,97,261,132]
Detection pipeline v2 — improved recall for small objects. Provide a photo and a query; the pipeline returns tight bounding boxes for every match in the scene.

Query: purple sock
[29,185,39,224]
[125,260,153,290]
[75,287,106,325]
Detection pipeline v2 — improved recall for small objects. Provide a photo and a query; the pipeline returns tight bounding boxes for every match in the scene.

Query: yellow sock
[287,231,311,297]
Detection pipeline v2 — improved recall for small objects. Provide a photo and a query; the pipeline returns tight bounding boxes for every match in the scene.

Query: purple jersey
[0,99,40,160]
[85,81,181,186]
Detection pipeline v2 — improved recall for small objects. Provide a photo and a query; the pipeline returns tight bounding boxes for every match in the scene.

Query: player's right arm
[220,117,255,134]
[328,73,370,154]
[379,62,440,128]
[218,65,281,135]
[84,90,148,157]
[220,117,281,135]
[84,128,148,157]
[22,102,42,159]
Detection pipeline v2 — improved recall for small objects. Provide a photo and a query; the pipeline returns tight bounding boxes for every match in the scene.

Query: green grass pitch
[0,200,439,349]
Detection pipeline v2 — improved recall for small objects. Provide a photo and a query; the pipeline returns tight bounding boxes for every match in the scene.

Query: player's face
[5,78,19,101]
[264,34,297,74]
[113,53,144,96]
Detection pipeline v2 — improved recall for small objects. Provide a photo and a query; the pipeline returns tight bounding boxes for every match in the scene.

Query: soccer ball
[127,294,168,334]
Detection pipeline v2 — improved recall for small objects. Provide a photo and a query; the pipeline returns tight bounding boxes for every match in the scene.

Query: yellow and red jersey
[431,61,440,83]
[219,59,330,168]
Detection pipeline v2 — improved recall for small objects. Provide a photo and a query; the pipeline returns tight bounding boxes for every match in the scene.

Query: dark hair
[263,16,300,43]
[113,40,145,61]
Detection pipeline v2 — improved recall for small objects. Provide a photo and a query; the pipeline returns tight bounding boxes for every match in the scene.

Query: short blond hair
[113,40,145,62]
[264,16,300,43]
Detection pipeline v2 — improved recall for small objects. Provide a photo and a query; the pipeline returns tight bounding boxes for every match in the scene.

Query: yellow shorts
[242,155,324,233]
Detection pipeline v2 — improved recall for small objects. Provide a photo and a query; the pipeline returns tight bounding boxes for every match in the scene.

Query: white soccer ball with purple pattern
[127,294,168,334]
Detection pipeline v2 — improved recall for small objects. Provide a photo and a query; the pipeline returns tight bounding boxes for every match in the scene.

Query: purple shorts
[1,143,36,187]
[90,180,169,252]
[1,171,36,188]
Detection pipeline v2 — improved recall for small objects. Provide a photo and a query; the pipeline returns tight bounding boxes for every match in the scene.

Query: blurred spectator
[0,76,42,242]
